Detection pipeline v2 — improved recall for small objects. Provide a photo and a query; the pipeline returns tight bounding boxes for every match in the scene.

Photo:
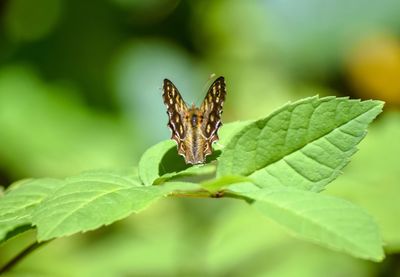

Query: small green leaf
[138,140,178,186]
[138,121,252,186]
[218,97,384,191]
[154,164,216,185]
[161,181,203,193]
[32,172,168,241]
[239,188,384,261]
[138,140,216,186]
[0,178,61,243]
[201,175,252,193]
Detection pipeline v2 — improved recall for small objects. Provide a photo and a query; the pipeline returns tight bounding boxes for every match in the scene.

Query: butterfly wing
[200,76,226,154]
[162,79,188,151]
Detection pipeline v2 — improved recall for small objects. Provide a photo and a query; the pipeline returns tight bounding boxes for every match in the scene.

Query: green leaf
[201,175,252,193]
[32,172,169,241]
[0,178,61,243]
[239,188,384,261]
[138,121,252,186]
[138,140,214,186]
[328,111,400,251]
[154,164,216,185]
[214,120,253,150]
[138,140,177,186]
[161,181,203,192]
[218,97,384,192]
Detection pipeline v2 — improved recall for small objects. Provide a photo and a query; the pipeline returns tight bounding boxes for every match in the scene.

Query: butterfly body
[162,77,226,164]
[178,106,208,164]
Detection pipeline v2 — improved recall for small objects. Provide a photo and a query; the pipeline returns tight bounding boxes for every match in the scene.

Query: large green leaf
[0,178,61,243]
[214,120,253,149]
[32,172,169,241]
[239,188,384,261]
[218,97,384,192]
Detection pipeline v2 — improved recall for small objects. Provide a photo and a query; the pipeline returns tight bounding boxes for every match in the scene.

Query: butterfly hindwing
[162,79,188,144]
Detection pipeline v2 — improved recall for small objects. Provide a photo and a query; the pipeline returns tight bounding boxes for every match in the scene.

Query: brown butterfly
[162,77,226,164]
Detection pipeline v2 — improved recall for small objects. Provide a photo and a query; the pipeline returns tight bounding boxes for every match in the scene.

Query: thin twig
[0,240,51,274]
[169,190,253,202]
[222,191,254,203]
[169,191,212,198]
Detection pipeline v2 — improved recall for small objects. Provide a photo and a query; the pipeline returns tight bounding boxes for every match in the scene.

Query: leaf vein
[39,187,128,238]
[300,150,336,171]
[249,102,378,176]
[282,158,314,182]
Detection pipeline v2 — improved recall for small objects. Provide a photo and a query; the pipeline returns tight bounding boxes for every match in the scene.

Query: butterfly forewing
[162,79,188,143]
[200,77,226,140]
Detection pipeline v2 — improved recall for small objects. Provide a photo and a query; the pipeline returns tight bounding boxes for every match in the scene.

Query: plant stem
[222,191,254,203]
[0,240,51,274]
[169,190,253,202]
[169,191,212,198]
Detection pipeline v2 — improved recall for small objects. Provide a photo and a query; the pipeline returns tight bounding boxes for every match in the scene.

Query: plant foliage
[0,96,384,262]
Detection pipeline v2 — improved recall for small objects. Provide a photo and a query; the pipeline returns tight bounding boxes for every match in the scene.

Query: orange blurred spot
[346,34,400,105]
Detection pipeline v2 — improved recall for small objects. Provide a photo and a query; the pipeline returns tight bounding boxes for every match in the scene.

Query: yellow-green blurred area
[0,0,400,276]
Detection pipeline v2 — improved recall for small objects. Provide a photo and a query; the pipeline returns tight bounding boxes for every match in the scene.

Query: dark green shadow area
[1,224,33,244]
[158,147,189,175]
[158,147,221,176]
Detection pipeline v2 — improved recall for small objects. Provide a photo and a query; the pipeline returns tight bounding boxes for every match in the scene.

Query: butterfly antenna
[196,73,217,104]
[202,73,216,91]
[159,80,165,94]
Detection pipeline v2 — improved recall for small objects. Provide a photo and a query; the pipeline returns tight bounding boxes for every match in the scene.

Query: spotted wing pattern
[162,76,226,164]
[162,79,188,146]
[200,77,226,142]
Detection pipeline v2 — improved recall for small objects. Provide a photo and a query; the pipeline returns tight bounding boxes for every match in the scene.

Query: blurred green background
[0,0,400,276]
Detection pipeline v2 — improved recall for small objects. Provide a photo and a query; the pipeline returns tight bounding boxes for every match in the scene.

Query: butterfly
[162,76,226,165]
